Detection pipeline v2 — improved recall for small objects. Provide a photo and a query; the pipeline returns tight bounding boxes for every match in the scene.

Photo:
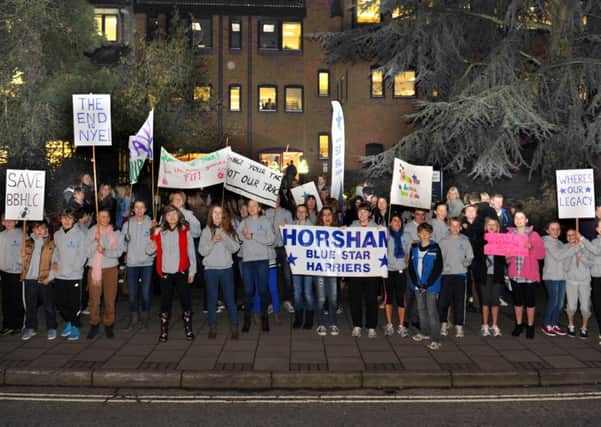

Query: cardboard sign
[390,158,433,210]
[290,181,323,212]
[484,232,529,257]
[281,225,389,278]
[158,147,230,189]
[72,94,112,146]
[4,169,45,220]
[556,169,595,219]
[225,151,283,208]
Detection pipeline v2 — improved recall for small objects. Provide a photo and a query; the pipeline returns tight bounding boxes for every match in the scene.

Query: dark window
[259,20,278,49]
[285,86,303,112]
[230,18,241,49]
[229,84,241,112]
[365,143,384,156]
[192,18,212,48]
[318,70,330,97]
[258,85,277,111]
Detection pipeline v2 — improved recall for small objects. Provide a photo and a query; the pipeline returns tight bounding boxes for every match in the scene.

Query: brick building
[91,0,416,182]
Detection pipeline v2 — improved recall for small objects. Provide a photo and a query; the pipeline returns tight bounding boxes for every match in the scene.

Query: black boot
[242,313,252,333]
[87,324,99,340]
[511,323,524,337]
[526,324,535,339]
[303,311,314,330]
[261,314,270,332]
[104,324,114,339]
[159,313,169,343]
[293,310,304,329]
[183,311,194,341]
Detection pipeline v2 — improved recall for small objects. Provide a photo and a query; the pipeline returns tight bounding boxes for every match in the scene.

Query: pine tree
[319,0,601,182]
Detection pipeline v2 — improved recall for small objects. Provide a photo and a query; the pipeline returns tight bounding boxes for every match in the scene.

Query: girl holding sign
[315,207,340,336]
[0,216,23,335]
[506,211,545,339]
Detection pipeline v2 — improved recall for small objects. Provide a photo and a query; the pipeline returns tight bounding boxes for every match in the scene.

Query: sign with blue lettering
[281,225,389,278]
[556,169,595,219]
[72,94,112,146]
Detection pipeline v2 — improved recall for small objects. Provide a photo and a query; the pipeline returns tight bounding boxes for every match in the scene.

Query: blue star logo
[288,253,298,266]
[335,112,343,130]
[560,188,566,194]
[379,255,388,267]
[303,192,311,201]
[586,187,592,193]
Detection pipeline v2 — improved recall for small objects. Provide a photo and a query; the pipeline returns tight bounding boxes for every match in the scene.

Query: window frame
[228,84,242,112]
[95,13,119,42]
[317,69,330,97]
[393,71,416,98]
[318,132,330,160]
[281,20,303,51]
[258,19,279,50]
[370,68,385,98]
[191,16,213,49]
[284,85,304,113]
[258,85,278,112]
[229,17,242,50]
[354,0,382,25]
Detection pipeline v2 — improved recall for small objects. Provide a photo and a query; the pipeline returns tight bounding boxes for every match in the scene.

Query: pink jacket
[506,226,545,283]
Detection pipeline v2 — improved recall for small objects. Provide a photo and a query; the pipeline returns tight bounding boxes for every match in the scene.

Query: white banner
[5,169,45,221]
[158,146,230,189]
[72,94,112,146]
[290,181,323,212]
[556,169,595,219]
[281,225,388,278]
[225,151,283,208]
[390,158,433,210]
[330,100,345,201]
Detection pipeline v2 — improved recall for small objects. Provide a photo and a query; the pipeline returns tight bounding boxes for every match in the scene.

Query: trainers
[368,328,377,338]
[316,325,327,336]
[455,325,464,338]
[499,297,509,307]
[283,301,295,313]
[47,329,57,340]
[580,328,589,339]
[490,325,502,337]
[397,325,409,338]
[80,307,90,315]
[541,325,556,337]
[553,326,567,336]
[412,333,430,342]
[330,325,340,336]
[68,326,80,341]
[0,328,13,336]
[352,327,362,337]
[481,324,490,337]
[60,322,72,337]
[384,323,394,336]
[568,325,576,338]
[440,322,449,337]
[427,341,442,351]
[21,328,36,341]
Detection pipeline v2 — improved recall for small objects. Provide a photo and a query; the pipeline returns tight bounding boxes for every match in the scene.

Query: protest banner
[330,100,345,203]
[290,181,323,212]
[225,151,283,208]
[556,169,595,219]
[4,169,45,221]
[390,158,433,210]
[129,109,154,185]
[281,225,389,278]
[158,147,230,189]
[72,94,112,146]
[484,232,529,257]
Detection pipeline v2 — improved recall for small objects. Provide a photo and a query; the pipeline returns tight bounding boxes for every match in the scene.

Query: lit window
[46,141,73,168]
[192,18,212,48]
[356,0,381,24]
[259,20,278,49]
[194,86,211,102]
[229,85,241,111]
[230,18,241,49]
[0,147,7,165]
[371,69,384,97]
[394,71,416,97]
[258,86,277,111]
[285,87,303,112]
[95,14,118,42]
[282,22,301,50]
[319,134,329,159]
[318,70,329,97]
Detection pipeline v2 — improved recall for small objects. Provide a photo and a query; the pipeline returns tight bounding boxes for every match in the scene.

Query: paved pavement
[1,288,601,389]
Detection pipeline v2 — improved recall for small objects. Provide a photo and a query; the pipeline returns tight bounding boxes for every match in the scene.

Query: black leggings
[159,272,192,316]
[511,280,536,308]
[385,270,407,308]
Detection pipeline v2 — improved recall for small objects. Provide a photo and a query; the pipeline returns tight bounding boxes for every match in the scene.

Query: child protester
[438,217,474,338]
[564,228,593,338]
[198,205,240,339]
[291,204,315,330]
[0,215,23,335]
[408,223,444,350]
[431,202,450,244]
[21,221,57,340]
[584,218,601,343]
[315,207,340,336]
[478,218,506,336]
[52,208,89,341]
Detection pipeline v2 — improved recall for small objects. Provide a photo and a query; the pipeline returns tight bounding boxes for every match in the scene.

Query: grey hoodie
[431,219,449,244]
[52,226,88,280]
[439,234,474,275]
[264,207,293,247]
[542,235,580,281]
[237,216,275,262]
[563,247,592,282]
[0,228,22,274]
[124,216,155,267]
[25,235,44,280]
[148,228,197,277]
[581,236,601,277]
[181,208,201,239]
[198,226,240,269]
[86,226,125,269]
[387,231,411,271]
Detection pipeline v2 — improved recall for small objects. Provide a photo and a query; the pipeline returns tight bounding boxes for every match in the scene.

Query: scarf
[91,225,117,285]
[390,227,405,259]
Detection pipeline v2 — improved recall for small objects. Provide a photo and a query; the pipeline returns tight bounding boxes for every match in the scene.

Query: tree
[319,0,601,183]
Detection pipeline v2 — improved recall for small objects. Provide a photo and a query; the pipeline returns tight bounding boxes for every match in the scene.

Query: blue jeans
[205,268,238,326]
[292,274,314,311]
[126,266,153,312]
[254,267,280,313]
[317,276,337,326]
[544,280,566,326]
[243,260,269,315]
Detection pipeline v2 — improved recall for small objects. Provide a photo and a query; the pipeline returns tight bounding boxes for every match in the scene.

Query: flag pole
[148,95,157,220]
[221,137,229,209]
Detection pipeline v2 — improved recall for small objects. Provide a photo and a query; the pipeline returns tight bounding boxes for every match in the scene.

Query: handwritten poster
[72,94,112,146]
[556,169,595,219]
[4,169,45,220]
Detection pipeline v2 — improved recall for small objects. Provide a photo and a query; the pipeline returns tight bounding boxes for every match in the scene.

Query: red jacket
[151,226,190,276]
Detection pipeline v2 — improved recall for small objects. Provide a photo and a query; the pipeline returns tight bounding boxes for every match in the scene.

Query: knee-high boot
[183,310,194,341]
[159,313,169,343]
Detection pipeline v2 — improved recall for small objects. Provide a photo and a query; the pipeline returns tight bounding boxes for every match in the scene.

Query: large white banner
[556,169,595,219]
[72,94,112,146]
[281,225,388,278]
[225,151,283,208]
[390,158,433,210]
[5,169,45,221]
[158,146,230,189]
[330,100,345,201]
[290,181,323,212]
